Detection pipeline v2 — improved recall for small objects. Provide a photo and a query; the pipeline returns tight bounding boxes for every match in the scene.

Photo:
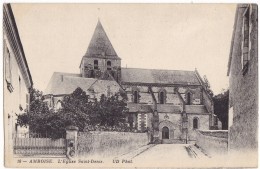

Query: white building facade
[4,3,33,161]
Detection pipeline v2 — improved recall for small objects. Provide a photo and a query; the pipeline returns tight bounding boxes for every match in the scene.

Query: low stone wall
[198,130,228,138]
[195,130,228,157]
[77,131,149,158]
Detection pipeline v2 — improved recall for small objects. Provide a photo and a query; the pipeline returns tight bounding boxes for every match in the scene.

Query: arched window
[133,91,138,103]
[162,126,169,139]
[187,92,191,105]
[107,61,111,70]
[193,118,199,129]
[159,91,165,104]
[94,60,98,70]
[56,100,62,110]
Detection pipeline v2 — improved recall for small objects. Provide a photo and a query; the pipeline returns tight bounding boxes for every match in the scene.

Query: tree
[213,89,229,130]
[203,75,214,97]
[58,87,91,132]
[16,88,54,135]
[95,94,128,128]
[17,87,130,139]
[17,87,92,138]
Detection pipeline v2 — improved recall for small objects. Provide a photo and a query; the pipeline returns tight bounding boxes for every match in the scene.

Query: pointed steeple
[84,20,120,59]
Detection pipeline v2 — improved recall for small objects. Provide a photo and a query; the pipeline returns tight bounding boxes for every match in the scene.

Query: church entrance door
[162,126,169,139]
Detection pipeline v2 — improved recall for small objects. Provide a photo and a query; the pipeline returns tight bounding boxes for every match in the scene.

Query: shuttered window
[5,41,12,85]
[26,94,29,112]
[242,6,250,75]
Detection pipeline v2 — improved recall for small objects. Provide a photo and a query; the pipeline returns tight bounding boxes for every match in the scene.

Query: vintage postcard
[3,3,258,168]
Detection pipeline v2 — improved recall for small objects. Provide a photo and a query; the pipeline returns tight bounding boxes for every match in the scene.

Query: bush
[17,87,130,139]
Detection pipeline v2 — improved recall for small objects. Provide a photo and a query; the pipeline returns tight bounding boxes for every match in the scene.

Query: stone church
[45,20,219,143]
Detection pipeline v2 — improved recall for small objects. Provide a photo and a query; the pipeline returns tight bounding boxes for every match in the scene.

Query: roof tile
[121,68,200,85]
[84,20,120,59]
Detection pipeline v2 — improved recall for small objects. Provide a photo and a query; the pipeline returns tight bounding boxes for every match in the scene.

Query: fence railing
[13,133,66,156]
[13,132,65,138]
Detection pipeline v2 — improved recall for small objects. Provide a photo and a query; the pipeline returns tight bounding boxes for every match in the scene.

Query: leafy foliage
[17,88,56,135]
[17,87,129,139]
[59,88,91,132]
[213,89,229,130]
[203,75,214,97]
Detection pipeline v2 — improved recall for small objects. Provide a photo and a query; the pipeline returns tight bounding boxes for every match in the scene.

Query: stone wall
[77,131,148,158]
[187,114,210,140]
[81,57,121,74]
[81,57,121,80]
[195,130,228,156]
[155,113,210,142]
[228,4,258,153]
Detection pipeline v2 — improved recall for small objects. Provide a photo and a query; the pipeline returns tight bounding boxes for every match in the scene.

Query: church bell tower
[80,20,121,82]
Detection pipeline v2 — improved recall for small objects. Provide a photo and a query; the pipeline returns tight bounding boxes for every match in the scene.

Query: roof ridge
[53,71,80,74]
[121,67,196,72]
[62,75,120,82]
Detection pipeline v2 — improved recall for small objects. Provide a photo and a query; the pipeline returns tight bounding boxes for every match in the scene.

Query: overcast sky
[11,4,236,94]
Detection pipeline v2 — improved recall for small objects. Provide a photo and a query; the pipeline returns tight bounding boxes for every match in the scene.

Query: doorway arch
[159,120,175,143]
[162,126,169,139]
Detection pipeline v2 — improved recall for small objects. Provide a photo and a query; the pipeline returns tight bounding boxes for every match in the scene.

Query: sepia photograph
[3,3,258,168]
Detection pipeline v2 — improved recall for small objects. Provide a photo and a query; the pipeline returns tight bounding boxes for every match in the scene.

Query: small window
[242,6,250,74]
[187,92,191,105]
[159,91,165,104]
[5,48,11,82]
[26,94,29,112]
[107,61,111,70]
[193,118,199,129]
[94,60,98,70]
[56,100,62,110]
[133,91,138,103]
[5,42,13,92]
[19,76,21,105]
[15,123,18,132]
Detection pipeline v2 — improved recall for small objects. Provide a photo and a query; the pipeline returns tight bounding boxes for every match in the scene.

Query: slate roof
[44,72,94,95]
[227,5,239,76]
[84,20,120,60]
[121,68,200,85]
[44,72,122,95]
